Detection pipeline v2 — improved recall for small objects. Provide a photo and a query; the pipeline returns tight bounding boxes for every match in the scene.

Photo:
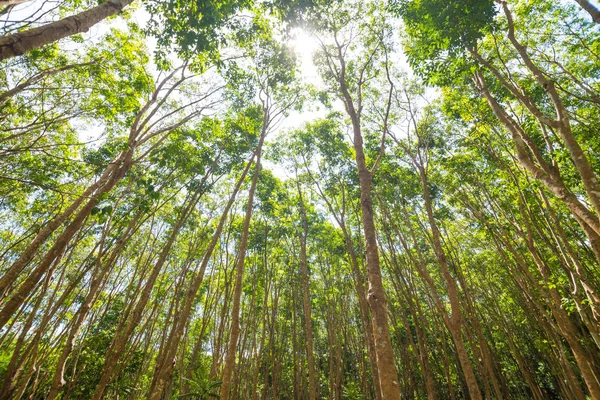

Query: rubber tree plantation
[1,0,600,398]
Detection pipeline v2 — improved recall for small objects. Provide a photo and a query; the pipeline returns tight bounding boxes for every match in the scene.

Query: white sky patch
[288,28,321,84]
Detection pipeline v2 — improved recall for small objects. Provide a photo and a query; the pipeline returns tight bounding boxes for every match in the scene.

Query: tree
[307,1,401,397]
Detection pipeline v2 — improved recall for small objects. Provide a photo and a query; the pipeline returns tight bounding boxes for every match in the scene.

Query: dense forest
[1,0,600,398]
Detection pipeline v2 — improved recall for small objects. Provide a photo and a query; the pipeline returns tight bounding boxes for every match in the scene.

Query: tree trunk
[0,0,133,61]
[474,72,600,239]
[349,106,400,399]
[412,159,483,400]
[46,209,144,399]
[308,169,382,400]
[331,39,400,397]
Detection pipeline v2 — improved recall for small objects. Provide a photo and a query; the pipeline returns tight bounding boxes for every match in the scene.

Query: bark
[306,167,382,400]
[0,68,184,297]
[484,174,600,397]
[0,0,133,61]
[0,163,114,298]
[250,276,269,400]
[499,1,600,218]
[4,249,94,399]
[346,96,400,400]
[467,187,598,398]
[326,302,336,400]
[452,259,504,399]
[521,218,600,397]
[210,260,233,379]
[0,67,195,331]
[292,283,300,400]
[46,208,144,400]
[498,310,544,400]
[0,269,52,400]
[537,190,600,324]
[383,230,437,400]
[411,156,483,400]
[183,287,218,394]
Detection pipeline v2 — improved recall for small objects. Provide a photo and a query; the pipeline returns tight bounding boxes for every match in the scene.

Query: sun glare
[289,28,320,82]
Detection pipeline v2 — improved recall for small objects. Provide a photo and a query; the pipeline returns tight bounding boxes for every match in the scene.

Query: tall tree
[308,1,401,397]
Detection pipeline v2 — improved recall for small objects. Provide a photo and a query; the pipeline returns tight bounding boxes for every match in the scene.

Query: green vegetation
[1,0,600,398]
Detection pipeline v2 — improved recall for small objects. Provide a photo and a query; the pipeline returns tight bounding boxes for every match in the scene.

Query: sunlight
[288,27,320,82]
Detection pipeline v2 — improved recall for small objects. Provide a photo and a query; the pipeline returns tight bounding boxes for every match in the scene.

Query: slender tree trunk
[0,158,118,298]
[251,276,269,400]
[386,246,437,400]
[474,72,600,238]
[516,196,600,397]
[411,159,482,400]
[308,169,382,400]
[332,45,401,397]
[46,208,144,400]
[292,282,300,400]
[467,189,597,398]
[0,268,53,400]
[500,2,600,219]
[351,119,400,399]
